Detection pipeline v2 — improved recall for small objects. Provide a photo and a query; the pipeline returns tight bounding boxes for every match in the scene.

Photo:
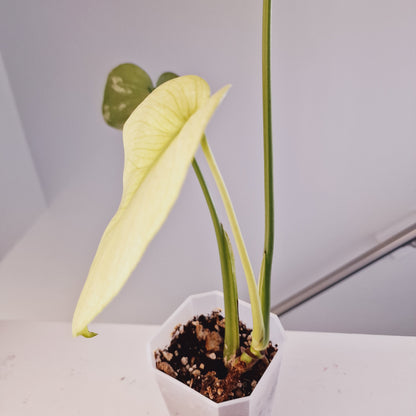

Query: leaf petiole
[192,159,239,364]
[200,135,265,354]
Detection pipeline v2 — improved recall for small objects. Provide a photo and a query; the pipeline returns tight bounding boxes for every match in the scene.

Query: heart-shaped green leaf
[156,71,178,87]
[73,75,230,337]
[102,63,154,130]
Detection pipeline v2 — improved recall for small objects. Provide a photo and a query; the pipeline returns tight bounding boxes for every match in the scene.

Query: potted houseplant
[72,0,285,414]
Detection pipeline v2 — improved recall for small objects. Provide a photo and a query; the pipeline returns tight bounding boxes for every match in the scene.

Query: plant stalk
[258,0,274,349]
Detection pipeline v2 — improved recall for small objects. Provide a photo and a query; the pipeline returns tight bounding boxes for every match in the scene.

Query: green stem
[200,136,265,353]
[258,0,274,349]
[192,160,239,364]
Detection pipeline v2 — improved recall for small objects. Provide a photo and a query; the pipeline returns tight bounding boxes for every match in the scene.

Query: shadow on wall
[0,52,46,260]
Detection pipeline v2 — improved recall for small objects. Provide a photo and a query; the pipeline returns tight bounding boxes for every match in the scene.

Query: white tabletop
[0,321,415,415]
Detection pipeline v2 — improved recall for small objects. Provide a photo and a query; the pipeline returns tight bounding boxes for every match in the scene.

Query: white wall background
[0,54,46,260]
[0,0,415,334]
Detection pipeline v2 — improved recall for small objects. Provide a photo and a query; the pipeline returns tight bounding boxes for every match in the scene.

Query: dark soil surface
[154,310,278,403]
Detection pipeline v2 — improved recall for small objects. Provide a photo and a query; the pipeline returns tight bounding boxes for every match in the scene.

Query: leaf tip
[73,325,98,339]
[221,83,232,95]
[212,84,232,105]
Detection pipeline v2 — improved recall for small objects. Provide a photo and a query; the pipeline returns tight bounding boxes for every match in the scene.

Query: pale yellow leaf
[72,76,230,336]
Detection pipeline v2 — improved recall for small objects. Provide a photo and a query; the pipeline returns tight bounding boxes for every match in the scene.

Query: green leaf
[156,72,179,87]
[73,76,230,337]
[102,63,154,130]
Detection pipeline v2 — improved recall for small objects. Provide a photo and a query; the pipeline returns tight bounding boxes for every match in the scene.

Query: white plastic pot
[147,291,286,416]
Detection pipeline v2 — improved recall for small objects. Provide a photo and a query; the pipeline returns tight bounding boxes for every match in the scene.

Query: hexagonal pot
[147,291,286,416]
